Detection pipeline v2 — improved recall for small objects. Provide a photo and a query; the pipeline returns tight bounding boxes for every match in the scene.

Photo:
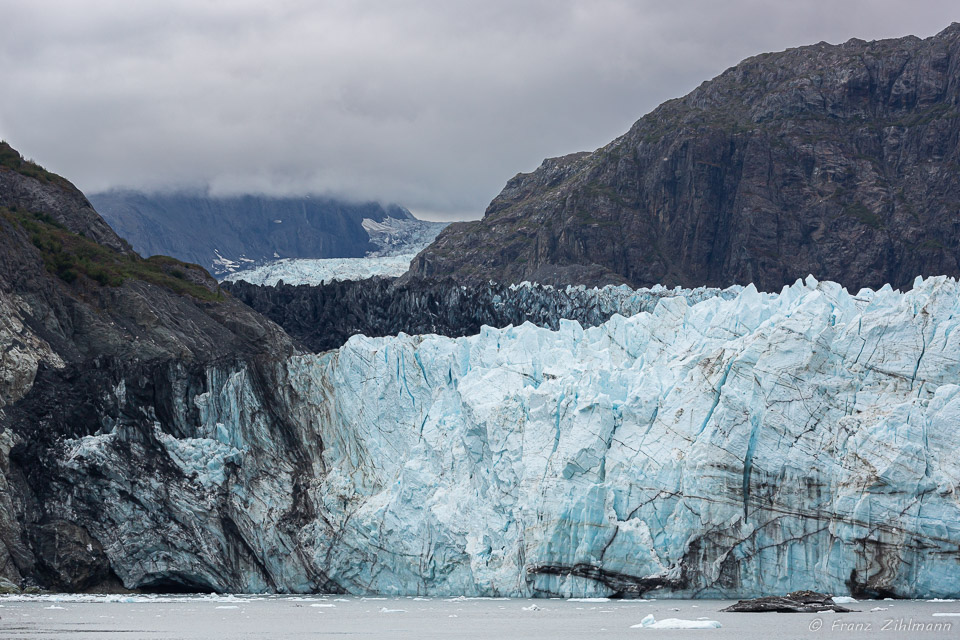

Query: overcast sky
[1,1,957,220]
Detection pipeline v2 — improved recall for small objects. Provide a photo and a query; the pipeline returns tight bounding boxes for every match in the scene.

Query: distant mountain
[411,23,960,291]
[89,190,419,276]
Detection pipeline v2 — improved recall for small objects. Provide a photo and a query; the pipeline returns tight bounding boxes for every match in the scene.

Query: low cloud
[2,0,955,220]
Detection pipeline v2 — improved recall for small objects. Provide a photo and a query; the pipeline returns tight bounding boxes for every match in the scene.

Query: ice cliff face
[56,276,960,598]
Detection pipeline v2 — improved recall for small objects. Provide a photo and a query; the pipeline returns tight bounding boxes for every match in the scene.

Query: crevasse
[65,275,960,597]
[286,275,960,597]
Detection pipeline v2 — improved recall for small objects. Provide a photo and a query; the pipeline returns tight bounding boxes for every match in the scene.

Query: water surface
[0,594,956,639]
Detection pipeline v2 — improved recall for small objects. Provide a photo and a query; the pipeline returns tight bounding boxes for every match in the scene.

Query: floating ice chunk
[379,607,406,613]
[569,598,611,602]
[215,605,239,609]
[832,596,858,604]
[634,614,656,627]
[522,604,542,611]
[631,614,722,629]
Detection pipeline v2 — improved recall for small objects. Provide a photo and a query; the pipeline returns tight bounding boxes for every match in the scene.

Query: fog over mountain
[1,1,957,220]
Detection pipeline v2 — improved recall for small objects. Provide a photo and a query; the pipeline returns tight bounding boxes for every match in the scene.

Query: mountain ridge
[410,23,960,291]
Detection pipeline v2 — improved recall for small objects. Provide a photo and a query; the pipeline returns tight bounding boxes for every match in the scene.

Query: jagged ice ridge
[63,276,960,597]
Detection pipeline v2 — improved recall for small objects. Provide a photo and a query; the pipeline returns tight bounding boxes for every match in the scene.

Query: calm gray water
[0,595,957,639]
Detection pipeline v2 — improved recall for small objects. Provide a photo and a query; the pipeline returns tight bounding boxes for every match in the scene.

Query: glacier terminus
[54,276,960,598]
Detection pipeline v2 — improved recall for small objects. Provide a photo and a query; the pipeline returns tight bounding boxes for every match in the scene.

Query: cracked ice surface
[221,254,418,286]
[282,275,960,597]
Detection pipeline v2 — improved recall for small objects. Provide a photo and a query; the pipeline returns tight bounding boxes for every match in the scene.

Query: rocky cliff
[89,190,416,277]
[0,144,304,591]
[411,24,960,291]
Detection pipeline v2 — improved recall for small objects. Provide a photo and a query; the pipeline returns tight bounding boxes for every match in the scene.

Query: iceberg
[632,614,722,629]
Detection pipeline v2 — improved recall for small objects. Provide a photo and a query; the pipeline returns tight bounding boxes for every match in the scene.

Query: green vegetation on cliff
[1,206,224,301]
[0,141,70,188]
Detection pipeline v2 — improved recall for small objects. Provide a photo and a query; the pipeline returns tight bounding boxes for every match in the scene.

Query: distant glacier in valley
[223,216,447,285]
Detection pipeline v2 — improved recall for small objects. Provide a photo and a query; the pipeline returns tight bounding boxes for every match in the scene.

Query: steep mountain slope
[411,24,960,291]
[89,190,417,277]
[0,143,306,591]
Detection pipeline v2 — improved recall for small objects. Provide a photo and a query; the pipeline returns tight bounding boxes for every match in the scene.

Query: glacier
[54,276,960,597]
[223,216,448,286]
[221,254,418,286]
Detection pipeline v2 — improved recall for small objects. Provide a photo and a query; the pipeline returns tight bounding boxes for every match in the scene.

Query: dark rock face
[223,277,734,352]
[0,152,306,591]
[412,24,960,292]
[89,190,413,276]
[721,591,855,613]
